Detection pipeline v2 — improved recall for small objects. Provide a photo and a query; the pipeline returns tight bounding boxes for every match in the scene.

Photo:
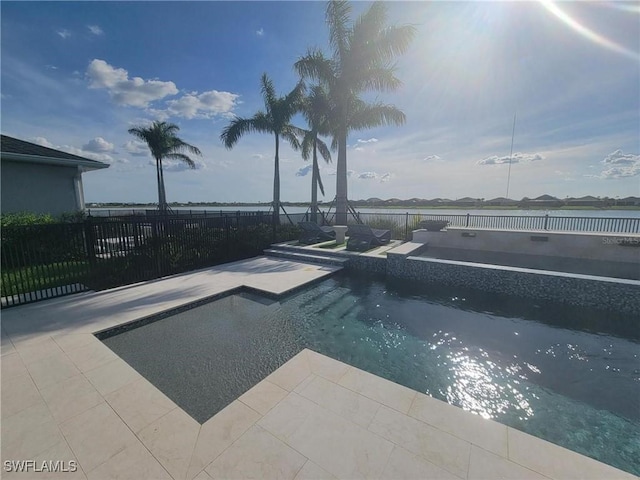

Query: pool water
[101,272,639,474]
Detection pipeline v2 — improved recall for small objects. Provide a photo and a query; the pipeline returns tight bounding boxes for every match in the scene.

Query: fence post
[466,213,470,227]
[405,212,409,240]
[544,214,549,230]
[225,216,230,257]
[272,214,277,244]
[83,217,97,265]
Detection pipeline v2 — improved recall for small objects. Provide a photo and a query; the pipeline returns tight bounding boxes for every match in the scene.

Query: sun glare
[538,0,640,61]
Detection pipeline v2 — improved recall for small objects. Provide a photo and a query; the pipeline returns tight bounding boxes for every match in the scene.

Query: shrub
[1,212,56,228]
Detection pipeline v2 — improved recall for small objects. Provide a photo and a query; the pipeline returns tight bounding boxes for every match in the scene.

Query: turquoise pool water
[102,272,639,474]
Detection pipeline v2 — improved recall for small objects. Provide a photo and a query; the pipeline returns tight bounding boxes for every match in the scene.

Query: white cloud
[256,28,264,37]
[251,154,265,160]
[356,171,392,182]
[83,137,114,153]
[45,65,58,70]
[87,25,104,36]
[603,149,638,165]
[328,169,355,177]
[31,136,124,164]
[56,29,71,39]
[422,154,441,161]
[166,90,239,119]
[86,59,178,107]
[32,136,55,148]
[477,152,544,165]
[597,165,640,179]
[148,158,205,172]
[296,165,313,177]
[351,138,379,151]
[358,171,377,179]
[123,140,149,157]
[597,149,640,178]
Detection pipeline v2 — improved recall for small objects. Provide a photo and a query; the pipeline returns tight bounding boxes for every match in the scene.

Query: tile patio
[0,256,636,479]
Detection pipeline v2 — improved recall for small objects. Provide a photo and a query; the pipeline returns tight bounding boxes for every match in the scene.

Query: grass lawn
[1,261,90,297]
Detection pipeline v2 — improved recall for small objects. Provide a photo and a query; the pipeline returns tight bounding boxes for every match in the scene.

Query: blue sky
[2,1,638,204]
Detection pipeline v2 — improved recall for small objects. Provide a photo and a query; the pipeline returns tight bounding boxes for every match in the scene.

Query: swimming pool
[101,272,639,475]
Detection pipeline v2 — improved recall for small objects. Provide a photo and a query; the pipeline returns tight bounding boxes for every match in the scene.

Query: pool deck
[1,256,636,479]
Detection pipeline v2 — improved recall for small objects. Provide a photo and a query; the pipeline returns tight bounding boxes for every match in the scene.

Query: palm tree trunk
[311,137,318,223]
[155,157,164,212]
[158,158,167,212]
[335,130,348,225]
[273,134,280,226]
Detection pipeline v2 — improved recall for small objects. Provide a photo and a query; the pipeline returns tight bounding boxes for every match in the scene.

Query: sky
[1,1,639,204]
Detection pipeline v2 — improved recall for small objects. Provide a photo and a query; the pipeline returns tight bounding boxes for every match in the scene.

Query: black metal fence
[1,213,299,308]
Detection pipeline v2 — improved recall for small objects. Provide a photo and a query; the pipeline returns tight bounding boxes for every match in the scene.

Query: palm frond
[295,49,336,86]
[326,0,351,63]
[315,137,332,164]
[282,81,306,118]
[171,138,202,156]
[301,131,314,161]
[220,114,271,148]
[348,101,406,132]
[281,128,302,151]
[362,66,403,92]
[371,24,416,63]
[164,153,197,169]
[260,73,277,112]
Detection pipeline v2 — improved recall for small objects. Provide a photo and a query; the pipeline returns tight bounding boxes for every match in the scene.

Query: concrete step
[264,249,349,267]
[268,243,348,258]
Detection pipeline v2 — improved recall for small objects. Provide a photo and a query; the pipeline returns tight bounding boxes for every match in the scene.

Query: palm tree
[300,85,332,223]
[128,121,202,212]
[220,73,305,225]
[295,0,415,224]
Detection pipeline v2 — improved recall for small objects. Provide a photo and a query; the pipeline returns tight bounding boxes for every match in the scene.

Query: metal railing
[320,211,640,240]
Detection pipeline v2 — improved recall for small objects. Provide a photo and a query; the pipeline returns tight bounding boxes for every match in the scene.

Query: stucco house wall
[1,161,83,215]
[0,135,109,216]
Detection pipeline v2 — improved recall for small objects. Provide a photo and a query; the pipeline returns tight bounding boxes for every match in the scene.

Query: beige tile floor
[1,257,636,479]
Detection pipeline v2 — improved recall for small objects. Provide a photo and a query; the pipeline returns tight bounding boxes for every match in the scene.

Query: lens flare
[538,0,639,61]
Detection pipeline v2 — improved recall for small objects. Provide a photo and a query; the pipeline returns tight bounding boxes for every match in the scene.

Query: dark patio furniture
[418,220,450,231]
[298,222,336,245]
[346,224,391,251]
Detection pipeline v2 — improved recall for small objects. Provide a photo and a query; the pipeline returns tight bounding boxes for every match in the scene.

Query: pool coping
[1,256,636,479]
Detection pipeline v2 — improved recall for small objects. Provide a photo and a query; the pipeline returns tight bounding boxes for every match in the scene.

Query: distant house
[566,195,602,207]
[453,197,479,207]
[1,135,109,215]
[527,194,562,208]
[618,196,640,207]
[486,197,515,207]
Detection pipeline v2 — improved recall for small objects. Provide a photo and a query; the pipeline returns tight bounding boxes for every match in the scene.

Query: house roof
[1,135,110,171]
[569,195,600,201]
[532,194,559,201]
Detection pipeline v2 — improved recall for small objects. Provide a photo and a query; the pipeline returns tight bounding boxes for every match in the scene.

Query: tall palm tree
[295,0,415,224]
[128,121,202,212]
[220,73,305,225]
[300,85,332,223]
